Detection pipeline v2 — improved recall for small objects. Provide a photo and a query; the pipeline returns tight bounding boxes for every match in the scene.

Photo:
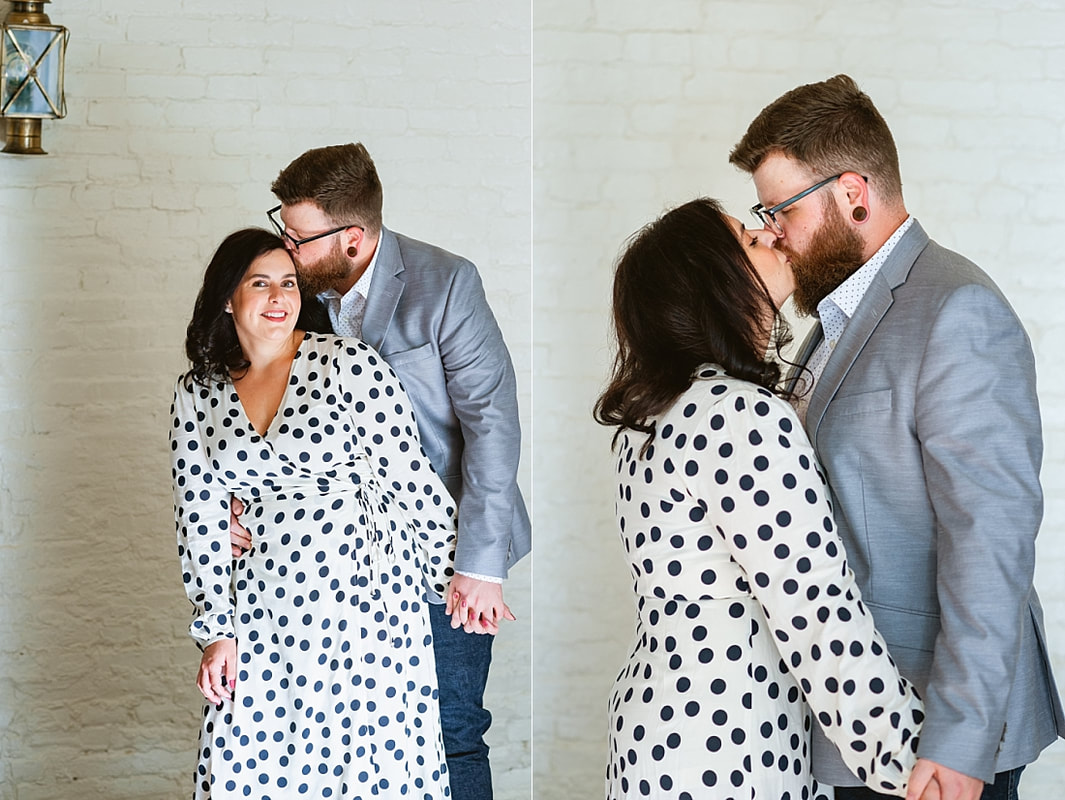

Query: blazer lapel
[806,221,931,446]
[360,227,406,351]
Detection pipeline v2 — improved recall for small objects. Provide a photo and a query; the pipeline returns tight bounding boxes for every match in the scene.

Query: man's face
[752,154,864,316]
[785,199,865,316]
[278,201,354,295]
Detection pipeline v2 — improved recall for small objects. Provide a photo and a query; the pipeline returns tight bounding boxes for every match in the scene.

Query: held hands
[446,574,516,635]
[230,497,252,557]
[906,758,984,800]
[198,639,238,705]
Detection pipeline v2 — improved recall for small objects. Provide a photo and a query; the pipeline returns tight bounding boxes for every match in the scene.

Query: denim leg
[980,766,1025,800]
[834,784,903,799]
[834,766,1026,800]
[429,601,495,800]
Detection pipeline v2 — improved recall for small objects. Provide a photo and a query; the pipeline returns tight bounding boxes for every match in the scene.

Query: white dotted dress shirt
[318,244,379,339]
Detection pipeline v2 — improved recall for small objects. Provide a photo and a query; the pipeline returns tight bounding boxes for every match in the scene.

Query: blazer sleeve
[169,377,236,648]
[685,387,924,796]
[912,283,1043,777]
[436,260,526,579]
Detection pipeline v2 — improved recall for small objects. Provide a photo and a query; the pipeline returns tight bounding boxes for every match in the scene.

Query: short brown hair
[729,74,903,205]
[271,143,384,234]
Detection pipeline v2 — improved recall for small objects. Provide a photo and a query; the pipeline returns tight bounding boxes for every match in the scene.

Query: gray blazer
[330,227,531,580]
[799,221,1064,784]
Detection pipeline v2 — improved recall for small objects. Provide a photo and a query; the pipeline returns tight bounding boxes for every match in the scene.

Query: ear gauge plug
[852,206,868,222]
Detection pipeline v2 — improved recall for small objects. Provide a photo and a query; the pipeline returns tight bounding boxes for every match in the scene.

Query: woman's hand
[906,759,983,800]
[229,497,252,557]
[446,575,516,634]
[198,638,238,704]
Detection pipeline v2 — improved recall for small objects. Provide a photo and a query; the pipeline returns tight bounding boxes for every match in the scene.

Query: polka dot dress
[606,366,924,800]
[171,334,457,799]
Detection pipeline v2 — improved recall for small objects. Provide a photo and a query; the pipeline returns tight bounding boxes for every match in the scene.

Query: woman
[594,199,924,799]
[170,228,456,798]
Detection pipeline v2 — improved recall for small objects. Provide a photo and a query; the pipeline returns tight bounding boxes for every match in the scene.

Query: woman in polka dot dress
[170,229,456,799]
[594,199,924,800]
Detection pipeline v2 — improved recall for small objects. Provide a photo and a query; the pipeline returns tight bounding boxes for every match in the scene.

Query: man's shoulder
[888,237,1022,335]
[881,221,996,297]
[908,238,999,294]
[388,229,477,279]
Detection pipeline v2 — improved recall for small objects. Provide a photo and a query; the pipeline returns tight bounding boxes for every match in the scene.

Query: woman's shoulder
[666,365,800,428]
[306,335,394,380]
[173,370,226,398]
[685,365,788,405]
[304,332,381,355]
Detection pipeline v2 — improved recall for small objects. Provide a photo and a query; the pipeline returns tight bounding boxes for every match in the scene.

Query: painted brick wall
[0,1,531,798]
[533,1,1065,797]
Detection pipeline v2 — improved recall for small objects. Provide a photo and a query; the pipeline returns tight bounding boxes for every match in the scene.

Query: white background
[3,1,1065,798]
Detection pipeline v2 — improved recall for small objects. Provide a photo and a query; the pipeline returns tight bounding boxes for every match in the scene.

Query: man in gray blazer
[730,75,1063,800]
[232,142,531,800]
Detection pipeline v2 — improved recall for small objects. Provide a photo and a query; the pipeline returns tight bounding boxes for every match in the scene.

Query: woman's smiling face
[226,249,302,343]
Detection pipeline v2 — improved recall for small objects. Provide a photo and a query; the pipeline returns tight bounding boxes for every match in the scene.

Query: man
[233,142,531,800]
[730,75,1064,800]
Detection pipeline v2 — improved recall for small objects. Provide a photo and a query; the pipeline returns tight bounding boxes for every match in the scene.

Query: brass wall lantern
[1,0,68,155]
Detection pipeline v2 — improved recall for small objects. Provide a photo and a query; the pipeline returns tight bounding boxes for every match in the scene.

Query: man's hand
[907,758,984,800]
[446,574,516,634]
[229,497,251,557]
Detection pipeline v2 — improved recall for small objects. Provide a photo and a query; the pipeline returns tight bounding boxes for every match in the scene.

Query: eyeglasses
[267,205,364,253]
[750,174,843,234]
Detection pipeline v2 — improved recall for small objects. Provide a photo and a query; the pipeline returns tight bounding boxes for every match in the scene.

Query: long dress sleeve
[170,376,236,648]
[330,338,457,597]
[683,384,924,796]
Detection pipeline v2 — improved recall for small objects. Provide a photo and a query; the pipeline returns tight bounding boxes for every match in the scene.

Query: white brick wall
[0,1,530,798]
[533,2,1065,798]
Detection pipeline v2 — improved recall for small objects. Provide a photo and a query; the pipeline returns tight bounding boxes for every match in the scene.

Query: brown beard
[293,236,354,296]
[784,201,866,317]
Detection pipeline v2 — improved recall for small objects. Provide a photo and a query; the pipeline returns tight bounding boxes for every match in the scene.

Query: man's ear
[342,225,365,257]
[838,172,870,222]
[839,171,868,203]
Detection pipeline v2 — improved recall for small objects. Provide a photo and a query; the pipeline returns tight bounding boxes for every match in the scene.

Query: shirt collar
[317,234,381,302]
[817,215,914,323]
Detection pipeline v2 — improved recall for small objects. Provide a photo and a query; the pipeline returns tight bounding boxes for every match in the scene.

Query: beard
[293,237,354,296]
[784,201,866,317]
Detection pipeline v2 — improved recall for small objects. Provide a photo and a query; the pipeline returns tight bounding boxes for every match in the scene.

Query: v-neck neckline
[231,332,308,439]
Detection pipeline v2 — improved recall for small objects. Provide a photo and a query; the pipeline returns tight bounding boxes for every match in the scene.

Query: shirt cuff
[456,570,503,584]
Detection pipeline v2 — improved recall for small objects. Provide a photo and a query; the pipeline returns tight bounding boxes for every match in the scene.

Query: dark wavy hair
[184,227,315,386]
[593,198,793,451]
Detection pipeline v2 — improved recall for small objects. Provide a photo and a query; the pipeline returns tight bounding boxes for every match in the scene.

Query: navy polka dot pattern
[606,366,923,800]
[171,334,457,799]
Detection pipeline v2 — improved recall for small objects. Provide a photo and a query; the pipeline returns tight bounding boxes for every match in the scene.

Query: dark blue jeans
[834,765,1025,800]
[429,601,495,800]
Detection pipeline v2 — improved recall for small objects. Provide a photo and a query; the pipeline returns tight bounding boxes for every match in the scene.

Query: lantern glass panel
[2,26,65,118]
